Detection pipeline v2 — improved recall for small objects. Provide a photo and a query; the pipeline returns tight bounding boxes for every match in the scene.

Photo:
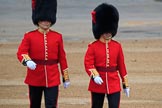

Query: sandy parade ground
[1,39,162,108]
[0,0,162,108]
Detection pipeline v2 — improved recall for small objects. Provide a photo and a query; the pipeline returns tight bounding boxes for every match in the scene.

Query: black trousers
[91,92,120,108]
[28,85,58,108]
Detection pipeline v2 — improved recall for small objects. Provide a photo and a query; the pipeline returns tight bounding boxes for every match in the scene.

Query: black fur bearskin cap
[32,0,57,26]
[91,3,119,39]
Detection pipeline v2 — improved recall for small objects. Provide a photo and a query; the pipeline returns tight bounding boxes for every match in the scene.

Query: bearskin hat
[31,0,57,26]
[91,3,119,39]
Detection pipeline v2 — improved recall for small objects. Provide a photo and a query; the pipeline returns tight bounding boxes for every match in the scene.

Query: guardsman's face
[38,21,51,30]
[102,33,112,40]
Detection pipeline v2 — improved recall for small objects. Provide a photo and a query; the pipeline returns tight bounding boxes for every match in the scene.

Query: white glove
[94,76,103,85]
[26,60,36,70]
[124,88,130,97]
[63,81,70,88]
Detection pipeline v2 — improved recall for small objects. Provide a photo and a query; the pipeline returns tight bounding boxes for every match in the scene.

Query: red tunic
[17,29,68,87]
[84,40,127,94]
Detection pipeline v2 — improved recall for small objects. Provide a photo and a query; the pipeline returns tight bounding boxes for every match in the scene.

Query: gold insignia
[63,69,70,81]
[89,68,99,78]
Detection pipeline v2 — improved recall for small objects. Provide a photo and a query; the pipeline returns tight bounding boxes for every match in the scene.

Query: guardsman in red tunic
[84,3,130,108]
[17,0,70,108]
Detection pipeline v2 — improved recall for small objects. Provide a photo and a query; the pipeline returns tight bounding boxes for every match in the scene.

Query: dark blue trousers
[91,92,120,108]
[28,85,58,108]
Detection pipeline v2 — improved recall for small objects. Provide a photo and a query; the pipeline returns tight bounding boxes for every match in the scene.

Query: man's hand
[94,76,103,85]
[26,60,36,70]
[63,81,70,88]
[124,87,130,97]
[123,76,130,97]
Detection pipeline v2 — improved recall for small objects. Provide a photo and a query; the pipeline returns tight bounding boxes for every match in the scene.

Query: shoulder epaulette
[88,40,97,45]
[111,39,120,45]
[50,29,62,35]
[25,29,37,34]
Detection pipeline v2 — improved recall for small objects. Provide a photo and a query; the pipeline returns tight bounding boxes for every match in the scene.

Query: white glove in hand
[26,60,36,70]
[63,81,70,88]
[124,88,130,97]
[94,76,103,85]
